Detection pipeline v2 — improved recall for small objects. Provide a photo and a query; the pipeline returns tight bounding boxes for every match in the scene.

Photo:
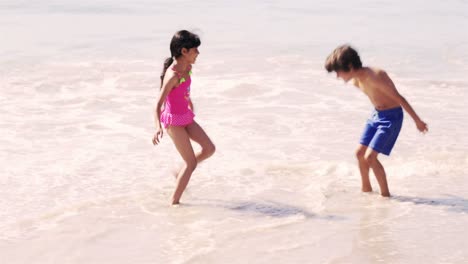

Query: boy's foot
[362,187,373,192]
[380,192,391,197]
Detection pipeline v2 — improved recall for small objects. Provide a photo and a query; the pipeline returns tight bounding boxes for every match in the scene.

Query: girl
[153,30,216,205]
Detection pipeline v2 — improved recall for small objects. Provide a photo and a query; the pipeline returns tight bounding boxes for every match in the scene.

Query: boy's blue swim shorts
[359,107,403,156]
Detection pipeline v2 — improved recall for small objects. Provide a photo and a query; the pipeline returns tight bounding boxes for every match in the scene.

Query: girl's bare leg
[186,121,216,163]
[166,126,197,204]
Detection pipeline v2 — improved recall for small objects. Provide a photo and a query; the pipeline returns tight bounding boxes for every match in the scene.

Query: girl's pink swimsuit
[160,67,195,128]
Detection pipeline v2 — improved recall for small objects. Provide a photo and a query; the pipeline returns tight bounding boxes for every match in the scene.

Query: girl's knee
[203,142,216,157]
[208,143,216,156]
[185,159,197,171]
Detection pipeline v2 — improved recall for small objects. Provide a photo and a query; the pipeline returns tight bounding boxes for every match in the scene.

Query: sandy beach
[1,0,467,263]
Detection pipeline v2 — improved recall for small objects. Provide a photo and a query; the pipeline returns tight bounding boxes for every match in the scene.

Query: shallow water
[1,0,468,263]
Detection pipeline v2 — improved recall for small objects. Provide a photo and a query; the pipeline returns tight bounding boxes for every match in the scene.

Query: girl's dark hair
[325,45,362,72]
[160,30,201,88]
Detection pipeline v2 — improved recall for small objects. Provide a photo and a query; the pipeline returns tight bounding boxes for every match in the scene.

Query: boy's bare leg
[365,149,390,197]
[356,145,373,192]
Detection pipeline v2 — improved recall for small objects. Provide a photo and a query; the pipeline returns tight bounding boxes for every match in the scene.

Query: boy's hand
[416,120,428,133]
[153,127,163,145]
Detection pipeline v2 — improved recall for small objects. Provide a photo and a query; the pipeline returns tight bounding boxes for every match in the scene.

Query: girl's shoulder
[170,65,192,75]
[162,70,180,89]
[171,65,192,84]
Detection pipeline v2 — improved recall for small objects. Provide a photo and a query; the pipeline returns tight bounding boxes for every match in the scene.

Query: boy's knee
[364,154,377,165]
[355,148,366,160]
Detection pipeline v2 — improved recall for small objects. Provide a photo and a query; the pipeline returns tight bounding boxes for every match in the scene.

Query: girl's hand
[153,127,163,145]
[416,120,428,133]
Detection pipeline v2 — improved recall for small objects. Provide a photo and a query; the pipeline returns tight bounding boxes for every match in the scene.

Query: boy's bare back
[325,44,428,197]
[352,67,401,111]
[326,44,427,133]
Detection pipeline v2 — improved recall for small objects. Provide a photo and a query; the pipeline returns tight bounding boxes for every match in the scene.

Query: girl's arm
[188,99,194,113]
[153,72,179,145]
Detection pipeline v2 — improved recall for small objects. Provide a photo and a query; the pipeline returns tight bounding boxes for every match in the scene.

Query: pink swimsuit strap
[171,65,192,85]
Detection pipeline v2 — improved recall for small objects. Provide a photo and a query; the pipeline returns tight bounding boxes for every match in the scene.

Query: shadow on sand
[392,194,468,213]
[193,199,345,220]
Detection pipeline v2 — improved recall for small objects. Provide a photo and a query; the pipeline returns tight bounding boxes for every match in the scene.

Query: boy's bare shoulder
[368,67,387,76]
[367,67,391,83]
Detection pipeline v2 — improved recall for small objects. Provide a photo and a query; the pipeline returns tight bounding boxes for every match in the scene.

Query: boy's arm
[377,72,428,133]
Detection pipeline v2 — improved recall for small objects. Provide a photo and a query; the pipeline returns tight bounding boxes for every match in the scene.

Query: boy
[325,45,428,197]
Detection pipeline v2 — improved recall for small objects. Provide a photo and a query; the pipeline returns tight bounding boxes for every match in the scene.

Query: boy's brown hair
[325,45,363,72]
